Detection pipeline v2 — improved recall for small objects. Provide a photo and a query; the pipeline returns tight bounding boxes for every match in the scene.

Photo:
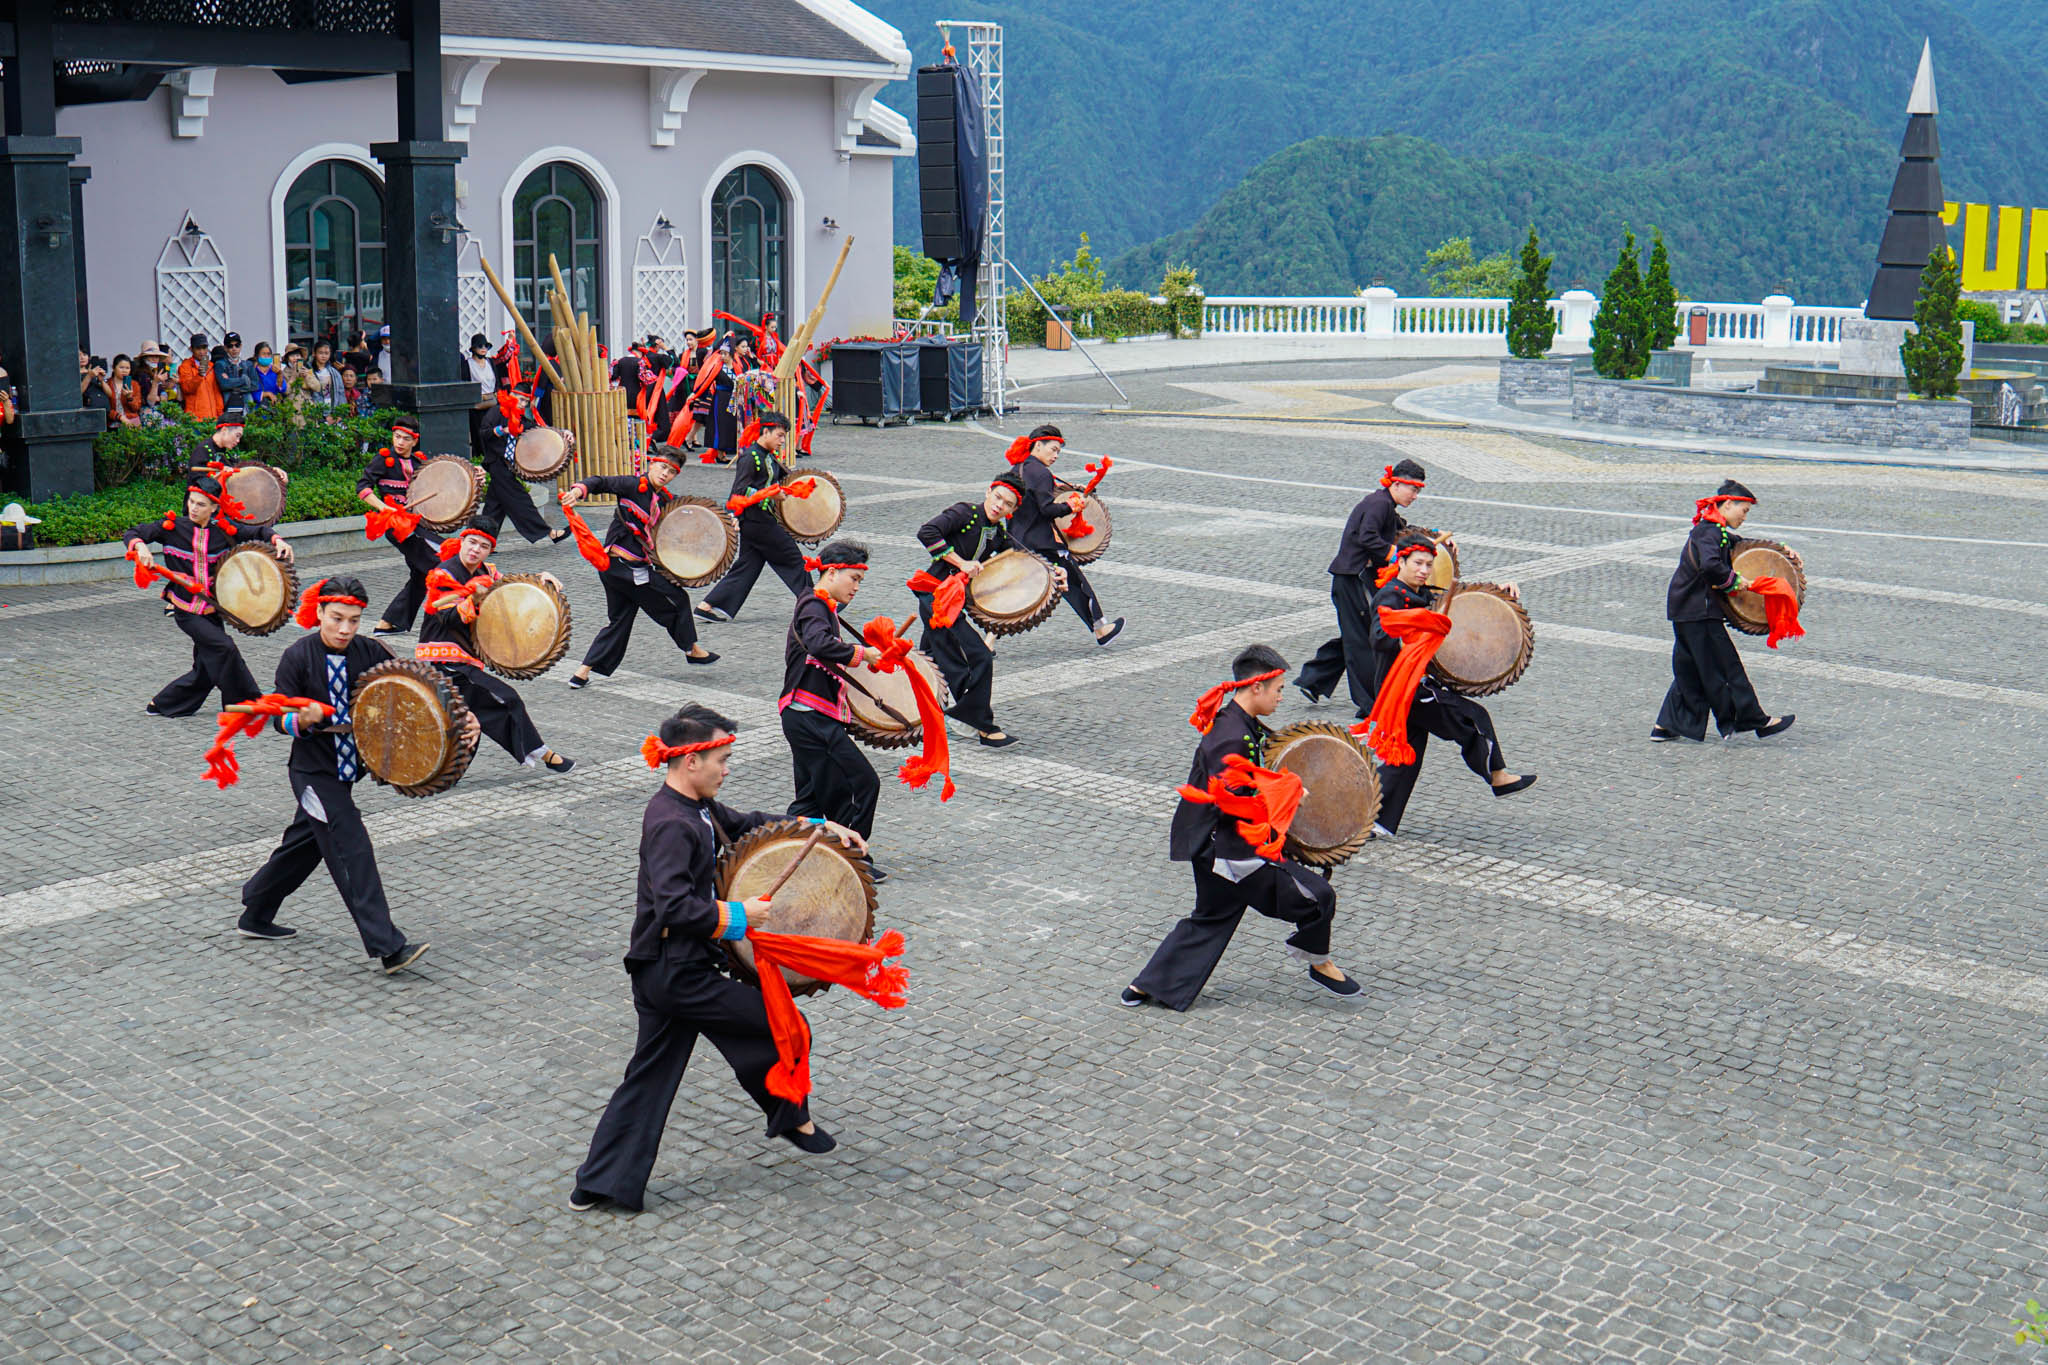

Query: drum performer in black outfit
[1121,644,1359,1010]
[1297,458,1433,714]
[1367,534,1535,837]
[237,575,433,975]
[562,445,719,689]
[357,415,445,635]
[695,411,812,622]
[1001,424,1123,645]
[570,702,864,1214]
[1652,479,1796,743]
[779,540,889,881]
[477,386,555,545]
[416,519,575,773]
[124,473,296,717]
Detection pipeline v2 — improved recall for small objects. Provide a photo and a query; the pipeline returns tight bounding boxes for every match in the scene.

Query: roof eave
[443,34,908,80]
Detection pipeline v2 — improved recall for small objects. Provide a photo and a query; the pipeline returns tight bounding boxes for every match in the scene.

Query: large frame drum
[1420,529,1460,593]
[470,574,572,680]
[650,496,740,589]
[1722,538,1806,636]
[1428,582,1535,697]
[513,426,577,482]
[773,468,847,544]
[964,549,1060,637]
[716,820,878,998]
[213,543,298,637]
[222,463,288,528]
[405,455,485,531]
[844,649,949,751]
[1265,721,1382,867]
[1054,479,1112,564]
[349,658,480,798]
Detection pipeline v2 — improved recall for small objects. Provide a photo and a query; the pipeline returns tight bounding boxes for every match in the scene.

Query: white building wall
[60,60,899,362]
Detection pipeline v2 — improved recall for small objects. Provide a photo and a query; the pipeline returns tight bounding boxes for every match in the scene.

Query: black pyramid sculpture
[1867,40,1947,321]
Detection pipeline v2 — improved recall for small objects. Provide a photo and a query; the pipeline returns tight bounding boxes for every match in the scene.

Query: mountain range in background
[864,0,2048,304]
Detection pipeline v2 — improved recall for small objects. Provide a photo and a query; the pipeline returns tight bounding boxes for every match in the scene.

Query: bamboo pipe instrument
[774,235,855,384]
[476,253,565,391]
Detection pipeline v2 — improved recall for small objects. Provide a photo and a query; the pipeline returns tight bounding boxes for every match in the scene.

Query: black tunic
[1167,703,1272,863]
[916,501,1012,580]
[579,473,673,565]
[725,443,790,527]
[418,556,494,654]
[356,448,424,506]
[1004,457,1072,558]
[121,513,270,614]
[1667,521,1742,621]
[624,785,779,964]
[1327,488,1408,577]
[780,592,858,714]
[269,632,393,777]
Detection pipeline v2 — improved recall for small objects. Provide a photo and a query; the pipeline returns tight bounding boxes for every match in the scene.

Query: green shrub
[893,244,942,320]
[1957,298,2007,344]
[1160,264,1205,338]
[91,403,408,491]
[25,465,370,549]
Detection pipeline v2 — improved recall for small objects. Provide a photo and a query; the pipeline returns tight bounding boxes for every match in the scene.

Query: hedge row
[25,465,369,549]
[93,402,412,490]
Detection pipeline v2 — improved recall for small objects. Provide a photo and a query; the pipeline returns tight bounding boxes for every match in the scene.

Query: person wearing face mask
[251,342,285,405]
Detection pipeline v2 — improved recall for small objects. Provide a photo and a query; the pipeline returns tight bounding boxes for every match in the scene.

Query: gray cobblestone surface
[2,358,2045,1362]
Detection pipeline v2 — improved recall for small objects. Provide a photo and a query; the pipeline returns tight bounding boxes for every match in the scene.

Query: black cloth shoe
[977,730,1020,748]
[382,943,430,974]
[1755,715,1796,738]
[1649,725,1680,742]
[1491,774,1538,797]
[862,861,890,886]
[372,623,405,636]
[143,703,168,717]
[549,528,571,545]
[686,649,719,666]
[543,752,575,774]
[1297,684,1324,706]
[1118,985,1150,1008]
[566,673,591,690]
[236,917,297,940]
[781,1125,837,1154]
[568,1188,610,1211]
[1094,617,1125,647]
[1309,966,1364,998]
[694,604,730,624]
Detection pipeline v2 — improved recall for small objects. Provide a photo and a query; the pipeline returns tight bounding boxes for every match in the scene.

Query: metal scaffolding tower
[940,19,1008,412]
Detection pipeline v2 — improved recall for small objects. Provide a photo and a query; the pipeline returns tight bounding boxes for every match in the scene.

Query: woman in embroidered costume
[1121,644,1358,1011]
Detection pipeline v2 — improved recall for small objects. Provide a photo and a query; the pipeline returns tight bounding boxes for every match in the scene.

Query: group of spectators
[82,328,393,429]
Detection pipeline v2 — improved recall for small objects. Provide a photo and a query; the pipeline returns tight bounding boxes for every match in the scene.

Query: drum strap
[414,641,487,671]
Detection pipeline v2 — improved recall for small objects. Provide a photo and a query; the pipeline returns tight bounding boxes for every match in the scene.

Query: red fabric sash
[126,545,206,598]
[1352,607,1452,765]
[1745,574,1805,648]
[557,497,612,571]
[1080,456,1113,494]
[1063,492,1095,539]
[495,388,525,438]
[1176,753,1304,861]
[860,614,955,800]
[364,505,420,542]
[204,693,329,789]
[906,569,969,629]
[423,566,493,619]
[727,476,816,516]
[750,928,909,1103]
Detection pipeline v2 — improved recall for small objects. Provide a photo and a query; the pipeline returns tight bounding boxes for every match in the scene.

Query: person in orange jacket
[177,332,224,421]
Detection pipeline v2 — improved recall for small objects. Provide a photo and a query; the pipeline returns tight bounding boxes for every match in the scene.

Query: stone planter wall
[1570,379,1971,452]
[1496,357,1576,406]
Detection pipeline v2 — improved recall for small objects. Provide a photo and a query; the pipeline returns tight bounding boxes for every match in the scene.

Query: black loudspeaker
[918,68,967,260]
[833,344,886,420]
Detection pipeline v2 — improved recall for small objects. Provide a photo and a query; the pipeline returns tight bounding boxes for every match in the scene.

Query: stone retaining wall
[1497,357,1576,405]
[1570,378,1972,451]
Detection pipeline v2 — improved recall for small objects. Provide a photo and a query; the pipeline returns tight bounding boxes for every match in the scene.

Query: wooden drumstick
[476,253,565,390]
[760,826,828,903]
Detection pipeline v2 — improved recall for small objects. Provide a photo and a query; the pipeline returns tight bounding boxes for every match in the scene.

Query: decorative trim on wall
[155,212,230,348]
[831,76,888,155]
[444,56,499,144]
[165,68,216,139]
[633,214,689,345]
[648,67,708,148]
[855,100,915,158]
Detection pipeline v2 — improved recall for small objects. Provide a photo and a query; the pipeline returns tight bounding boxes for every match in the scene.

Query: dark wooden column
[0,0,99,499]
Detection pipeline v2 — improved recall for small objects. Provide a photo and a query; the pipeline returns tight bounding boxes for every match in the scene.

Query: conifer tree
[1643,229,1679,351]
[1900,246,1964,399]
[1506,227,1557,360]
[1590,228,1650,379]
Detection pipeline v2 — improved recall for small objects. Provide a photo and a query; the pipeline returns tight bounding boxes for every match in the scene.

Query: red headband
[294,578,368,628]
[641,733,735,767]
[438,528,498,559]
[1004,433,1061,464]
[1188,668,1285,733]
[1693,494,1755,525]
[1392,541,1436,560]
[187,484,248,531]
[804,557,868,572]
[1381,465,1425,489]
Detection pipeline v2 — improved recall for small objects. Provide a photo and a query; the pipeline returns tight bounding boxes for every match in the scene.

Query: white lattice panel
[634,264,688,343]
[155,216,230,347]
[459,271,489,343]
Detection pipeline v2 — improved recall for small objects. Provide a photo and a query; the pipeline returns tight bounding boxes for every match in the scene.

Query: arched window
[513,161,604,342]
[283,160,384,351]
[712,165,787,327]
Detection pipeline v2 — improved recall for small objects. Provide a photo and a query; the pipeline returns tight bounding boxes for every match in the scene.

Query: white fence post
[1557,289,1597,346]
[1760,295,1794,348]
[1363,286,1397,340]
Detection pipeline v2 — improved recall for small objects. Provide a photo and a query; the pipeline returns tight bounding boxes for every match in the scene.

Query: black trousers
[240,772,407,958]
[1296,574,1378,714]
[574,943,810,1211]
[150,609,260,716]
[375,527,443,631]
[781,705,879,839]
[1375,685,1505,835]
[1051,547,1105,630]
[1131,858,1338,1011]
[1656,619,1770,740]
[917,590,996,733]
[702,515,810,618]
[437,661,545,763]
[581,566,699,675]
[470,410,552,544]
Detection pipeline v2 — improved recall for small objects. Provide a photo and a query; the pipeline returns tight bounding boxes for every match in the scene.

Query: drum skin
[651,497,740,589]
[717,820,878,997]
[513,427,576,481]
[213,543,298,637]
[406,455,483,531]
[470,574,572,680]
[1054,479,1112,564]
[223,463,288,528]
[845,648,950,751]
[1722,538,1806,636]
[964,549,1060,637]
[1265,721,1382,867]
[349,658,479,798]
[1422,532,1459,593]
[774,468,846,544]
[1428,582,1535,697]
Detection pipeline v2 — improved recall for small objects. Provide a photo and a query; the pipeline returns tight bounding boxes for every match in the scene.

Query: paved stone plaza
[3,359,2046,1363]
